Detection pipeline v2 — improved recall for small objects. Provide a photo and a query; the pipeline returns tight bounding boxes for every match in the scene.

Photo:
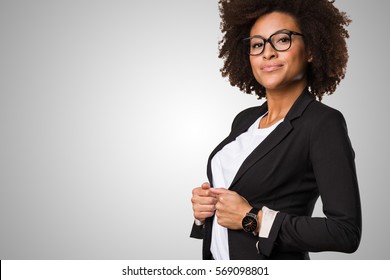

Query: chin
[260,77,307,93]
[257,75,284,89]
[260,81,284,91]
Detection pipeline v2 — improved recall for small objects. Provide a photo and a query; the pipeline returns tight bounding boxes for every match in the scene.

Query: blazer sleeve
[190,222,205,239]
[257,109,362,257]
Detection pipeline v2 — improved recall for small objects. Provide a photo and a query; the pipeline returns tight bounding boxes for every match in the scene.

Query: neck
[262,82,306,127]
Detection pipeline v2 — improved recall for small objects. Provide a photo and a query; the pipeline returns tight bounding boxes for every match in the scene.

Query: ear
[306,49,313,63]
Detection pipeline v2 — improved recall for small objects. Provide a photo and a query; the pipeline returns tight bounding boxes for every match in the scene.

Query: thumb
[201,182,210,189]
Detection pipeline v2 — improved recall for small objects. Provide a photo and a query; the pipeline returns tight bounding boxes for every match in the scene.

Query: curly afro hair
[218,0,351,100]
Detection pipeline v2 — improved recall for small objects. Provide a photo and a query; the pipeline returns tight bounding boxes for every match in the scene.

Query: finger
[194,211,215,220]
[192,187,212,197]
[192,195,218,206]
[193,203,216,212]
[209,188,229,195]
[201,196,218,205]
[201,182,210,189]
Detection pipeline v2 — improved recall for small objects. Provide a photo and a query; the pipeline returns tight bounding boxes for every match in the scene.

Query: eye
[249,37,265,49]
[276,36,291,44]
[252,42,264,49]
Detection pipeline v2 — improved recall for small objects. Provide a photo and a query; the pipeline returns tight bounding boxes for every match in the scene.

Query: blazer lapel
[206,103,268,186]
[229,120,292,188]
[229,89,315,188]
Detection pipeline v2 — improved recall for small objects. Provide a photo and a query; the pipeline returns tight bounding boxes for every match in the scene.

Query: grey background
[0,0,388,259]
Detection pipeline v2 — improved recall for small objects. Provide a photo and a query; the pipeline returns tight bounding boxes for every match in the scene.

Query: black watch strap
[249,207,260,216]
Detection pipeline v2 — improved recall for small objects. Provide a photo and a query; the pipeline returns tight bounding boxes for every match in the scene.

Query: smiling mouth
[261,64,283,72]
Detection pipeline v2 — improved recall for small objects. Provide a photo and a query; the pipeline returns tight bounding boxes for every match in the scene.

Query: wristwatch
[242,207,260,235]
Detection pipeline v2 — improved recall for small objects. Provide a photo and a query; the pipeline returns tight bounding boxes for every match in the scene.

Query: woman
[190,0,362,260]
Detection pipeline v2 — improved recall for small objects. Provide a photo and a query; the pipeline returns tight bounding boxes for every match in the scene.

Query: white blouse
[210,113,282,260]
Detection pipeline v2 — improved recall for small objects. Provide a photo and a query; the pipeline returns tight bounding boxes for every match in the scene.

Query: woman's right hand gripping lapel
[191,182,218,224]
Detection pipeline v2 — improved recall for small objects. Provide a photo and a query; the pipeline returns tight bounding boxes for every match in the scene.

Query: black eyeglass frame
[242,30,304,56]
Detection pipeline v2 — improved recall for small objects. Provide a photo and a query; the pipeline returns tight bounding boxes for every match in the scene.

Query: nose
[262,42,277,60]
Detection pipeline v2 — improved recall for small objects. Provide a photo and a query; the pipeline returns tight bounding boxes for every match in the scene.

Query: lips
[261,64,283,72]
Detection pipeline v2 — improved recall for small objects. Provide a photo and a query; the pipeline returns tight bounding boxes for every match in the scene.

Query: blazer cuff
[257,212,286,257]
[190,220,205,239]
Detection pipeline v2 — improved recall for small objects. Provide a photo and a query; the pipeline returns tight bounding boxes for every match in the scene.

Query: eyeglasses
[242,30,304,56]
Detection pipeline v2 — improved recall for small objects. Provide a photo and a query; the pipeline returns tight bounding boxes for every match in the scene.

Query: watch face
[242,215,257,233]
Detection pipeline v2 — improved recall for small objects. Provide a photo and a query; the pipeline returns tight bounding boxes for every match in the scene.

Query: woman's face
[249,12,310,93]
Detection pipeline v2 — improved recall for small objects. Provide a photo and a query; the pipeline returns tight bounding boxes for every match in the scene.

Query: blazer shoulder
[305,100,346,124]
[303,101,350,143]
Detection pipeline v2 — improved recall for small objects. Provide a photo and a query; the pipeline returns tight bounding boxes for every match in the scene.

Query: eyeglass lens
[247,32,293,55]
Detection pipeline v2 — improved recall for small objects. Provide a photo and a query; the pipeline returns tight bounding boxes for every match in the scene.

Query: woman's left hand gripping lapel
[209,188,254,230]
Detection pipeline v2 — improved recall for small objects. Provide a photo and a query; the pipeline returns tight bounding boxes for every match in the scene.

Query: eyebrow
[250,29,294,38]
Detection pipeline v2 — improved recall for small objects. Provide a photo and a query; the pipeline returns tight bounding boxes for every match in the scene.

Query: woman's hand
[191,182,218,224]
[209,188,252,230]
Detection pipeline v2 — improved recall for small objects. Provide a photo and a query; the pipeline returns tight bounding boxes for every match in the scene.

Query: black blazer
[190,89,362,260]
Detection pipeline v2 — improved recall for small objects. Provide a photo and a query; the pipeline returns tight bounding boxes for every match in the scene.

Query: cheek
[294,58,309,76]
[287,51,308,75]
[249,57,255,71]
[249,57,261,78]
[293,47,309,66]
